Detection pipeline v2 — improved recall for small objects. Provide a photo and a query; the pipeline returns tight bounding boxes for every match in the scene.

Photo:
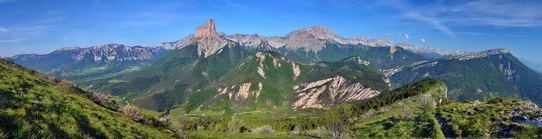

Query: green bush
[305,126,328,138]
[252,125,274,134]
[227,117,246,133]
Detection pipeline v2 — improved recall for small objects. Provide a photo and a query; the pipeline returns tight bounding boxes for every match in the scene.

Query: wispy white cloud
[458,32,527,38]
[405,34,410,39]
[0,27,8,32]
[0,0,18,3]
[505,35,527,38]
[405,12,455,37]
[365,0,542,37]
[386,33,391,36]
[420,38,426,42]
[0,39,22,43]
[397,34,402,37]
[444,0,542,27]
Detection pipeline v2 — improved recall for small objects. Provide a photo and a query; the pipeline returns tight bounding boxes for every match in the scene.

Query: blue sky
[1,0,541,69]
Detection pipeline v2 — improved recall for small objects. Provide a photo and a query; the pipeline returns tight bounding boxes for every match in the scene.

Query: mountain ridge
[391,48,542,104]
[163,19,464,58]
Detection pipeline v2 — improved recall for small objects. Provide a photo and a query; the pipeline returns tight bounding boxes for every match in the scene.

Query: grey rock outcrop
[162,19,465,58]
[13,43,164,63]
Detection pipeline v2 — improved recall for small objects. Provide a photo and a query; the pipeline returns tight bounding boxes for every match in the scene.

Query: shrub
[91,92,110,105]
[214,122,228,132]
[440,98,454,105]
[359,109,376,120]
[119,105,143,121]
[488,97,506,104]
[142,114,159,127]
[227,117,245,133]
[323,104,354,138]
[172,116,189,139]
[290,125,302,135]
[252,125,274,134]
[400,106,414,120]
[306,126,328,138]
[57,79,78,93]
[419,96,436,112]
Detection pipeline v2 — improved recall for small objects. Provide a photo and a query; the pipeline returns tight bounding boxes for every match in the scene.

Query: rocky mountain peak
[56,47,81,51]
[194,19,217,39]
[164,20,464,58]
[450,48,510,60]
[395,43,467,56]
[286,25,340,39]
[192,19,228,57]
[161,19,228,57]
[92,43,126,49]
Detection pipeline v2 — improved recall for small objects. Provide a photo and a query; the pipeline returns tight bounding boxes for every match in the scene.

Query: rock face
[163,19,462,58]
[226,25,394,52]
[449,48,509,60]
[194,19,217,38]
[293,76,380,109]
[11,43,166,82]
[162,19,228,57]
[395,43,467,56]
[13,43,164,63]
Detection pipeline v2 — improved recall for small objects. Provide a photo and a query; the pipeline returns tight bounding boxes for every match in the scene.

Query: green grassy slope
[174,51,388,113]
[0,59,173,138]
[96,43,253,112]
[391,52,542,104]
[437,98,542,138]
[352,78,447,138]
[350,78,542,138]
[96,43,389,115]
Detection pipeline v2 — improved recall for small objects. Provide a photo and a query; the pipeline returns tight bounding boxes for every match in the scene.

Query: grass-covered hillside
[353,78,542,138]
[93,42,390,115]
[0,59,173,138]
[169,78,448,138]
[437,98,542,137]
[392,49,542,104]
[172,78,542,138]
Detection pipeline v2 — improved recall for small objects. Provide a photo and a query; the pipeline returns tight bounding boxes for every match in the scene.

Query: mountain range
[4,19,542,138]
[9,19,542,114]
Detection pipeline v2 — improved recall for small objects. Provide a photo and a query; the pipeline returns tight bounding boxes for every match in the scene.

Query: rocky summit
[163,20,462,58]
[13,43,164,63]
[194,19,218,38]
[162,19,229,57]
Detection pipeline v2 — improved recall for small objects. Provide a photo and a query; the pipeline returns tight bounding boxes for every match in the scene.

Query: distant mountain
[0,58,173,138]
[88,20,389,113]
[165,23,464,58]
[391,49,542,104]
[162,20,430,71]
[96,44,387,115]
[11,19,541,109]
[520,59,542,74]
[395,43,467,58]
[12,19,459,88]
[11,44,167,86]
